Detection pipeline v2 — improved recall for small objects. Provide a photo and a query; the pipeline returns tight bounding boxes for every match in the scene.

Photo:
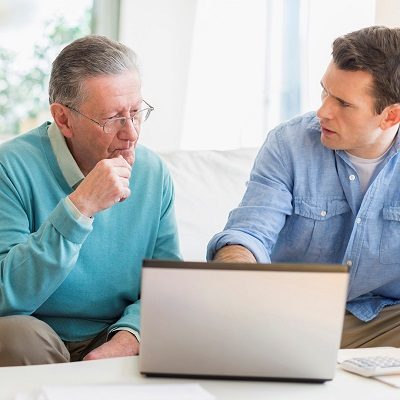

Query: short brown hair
[332,26,400,114]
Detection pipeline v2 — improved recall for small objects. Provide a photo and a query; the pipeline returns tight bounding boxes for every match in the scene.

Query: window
[0,0,93,137]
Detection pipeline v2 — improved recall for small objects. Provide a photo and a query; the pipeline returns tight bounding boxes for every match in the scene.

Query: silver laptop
[139,260,349,382]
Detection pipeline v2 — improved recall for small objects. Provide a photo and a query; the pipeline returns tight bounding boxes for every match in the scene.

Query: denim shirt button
[349,174,356,181]
[355,217,361,224]
[346,260,353,267]
[320,210,327,217]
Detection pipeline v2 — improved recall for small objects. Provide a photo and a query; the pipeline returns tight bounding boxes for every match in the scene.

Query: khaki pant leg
[0,315,70,366]
[341,303,400,349]
[65,329,108,362]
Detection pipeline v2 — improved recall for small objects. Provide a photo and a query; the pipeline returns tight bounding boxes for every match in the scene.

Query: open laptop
[139,260,349,382]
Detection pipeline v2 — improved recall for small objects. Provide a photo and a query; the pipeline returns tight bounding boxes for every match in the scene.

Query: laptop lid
[139,260,349,382]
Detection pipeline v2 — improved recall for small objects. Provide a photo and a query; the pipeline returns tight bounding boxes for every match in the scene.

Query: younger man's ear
[380,104,400,131]
[50,103,74,138]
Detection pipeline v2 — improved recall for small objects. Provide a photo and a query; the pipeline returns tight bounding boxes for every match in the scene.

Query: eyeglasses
[65,100,154,135]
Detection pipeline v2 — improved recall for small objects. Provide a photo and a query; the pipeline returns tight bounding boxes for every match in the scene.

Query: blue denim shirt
[207,112,400,322]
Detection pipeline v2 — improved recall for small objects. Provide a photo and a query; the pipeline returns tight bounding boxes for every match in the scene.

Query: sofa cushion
[159,148,258,260]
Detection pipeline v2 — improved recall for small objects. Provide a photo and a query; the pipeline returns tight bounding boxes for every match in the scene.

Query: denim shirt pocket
[380,206,400,264]
[286,197,351,256]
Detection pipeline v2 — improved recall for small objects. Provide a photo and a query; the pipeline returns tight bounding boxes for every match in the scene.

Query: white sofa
[159,147,258,260]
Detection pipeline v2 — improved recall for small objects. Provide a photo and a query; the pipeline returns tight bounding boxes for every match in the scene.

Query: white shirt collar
[48,122,84,188]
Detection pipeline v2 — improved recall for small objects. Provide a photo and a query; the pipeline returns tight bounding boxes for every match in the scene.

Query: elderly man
[0,35,180,366]
[208,26,400,348]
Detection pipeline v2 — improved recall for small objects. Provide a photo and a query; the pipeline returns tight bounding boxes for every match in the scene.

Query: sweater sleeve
[108,165,181,334]
[107,300,141,335]
[207,127,294,262]
[0,165,92,315]
[151,167,181,261]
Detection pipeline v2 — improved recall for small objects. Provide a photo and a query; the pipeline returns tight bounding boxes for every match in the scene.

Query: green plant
[0,9,91,136]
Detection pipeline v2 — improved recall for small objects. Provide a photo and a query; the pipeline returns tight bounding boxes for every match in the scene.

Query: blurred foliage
[0,8,92,135]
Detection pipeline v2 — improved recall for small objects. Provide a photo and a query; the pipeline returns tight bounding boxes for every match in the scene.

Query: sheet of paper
[374,375,400,388]
[14,393,37,400]
[14,392,46,400]
[38,383,215,400]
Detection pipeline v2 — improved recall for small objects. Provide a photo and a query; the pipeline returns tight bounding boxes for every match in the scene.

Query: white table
[1,350,398,400]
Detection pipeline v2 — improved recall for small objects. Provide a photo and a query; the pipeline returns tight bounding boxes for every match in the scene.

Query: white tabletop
[0,350,398,400]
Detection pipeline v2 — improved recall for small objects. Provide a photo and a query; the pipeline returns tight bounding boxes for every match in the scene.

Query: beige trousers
[2,304,400,366]
[341,303,400,348]
[0,315,108,366]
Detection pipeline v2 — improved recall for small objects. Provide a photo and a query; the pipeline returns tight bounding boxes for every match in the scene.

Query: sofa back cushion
[159,148,258,260]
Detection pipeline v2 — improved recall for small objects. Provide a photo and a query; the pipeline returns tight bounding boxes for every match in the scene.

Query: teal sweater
[0,122,180,341]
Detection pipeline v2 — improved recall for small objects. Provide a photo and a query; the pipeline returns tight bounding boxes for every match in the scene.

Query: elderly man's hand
[69,155,132,217]
[83,330,139,361]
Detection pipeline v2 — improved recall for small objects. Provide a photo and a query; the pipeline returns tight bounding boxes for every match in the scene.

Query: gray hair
[49,35,140,107]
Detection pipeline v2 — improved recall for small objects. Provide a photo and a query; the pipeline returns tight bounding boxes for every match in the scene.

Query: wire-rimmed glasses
[65,100,154,135]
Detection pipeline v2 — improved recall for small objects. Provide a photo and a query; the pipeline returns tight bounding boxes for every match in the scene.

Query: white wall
[375,0,400,27]
[180,0,267,150]
[120,0,266,152]
[302,0,400,113]
[119,0,197,152]
[301,0,376,113]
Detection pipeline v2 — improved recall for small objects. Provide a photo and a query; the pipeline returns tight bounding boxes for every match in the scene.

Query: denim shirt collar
[335,125,400,165]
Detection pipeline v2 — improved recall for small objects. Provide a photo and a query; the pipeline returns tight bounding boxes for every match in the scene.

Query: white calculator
[340,356,400,377]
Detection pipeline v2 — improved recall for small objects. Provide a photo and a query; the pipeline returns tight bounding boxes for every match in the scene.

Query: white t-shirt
[345,147,391,194]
